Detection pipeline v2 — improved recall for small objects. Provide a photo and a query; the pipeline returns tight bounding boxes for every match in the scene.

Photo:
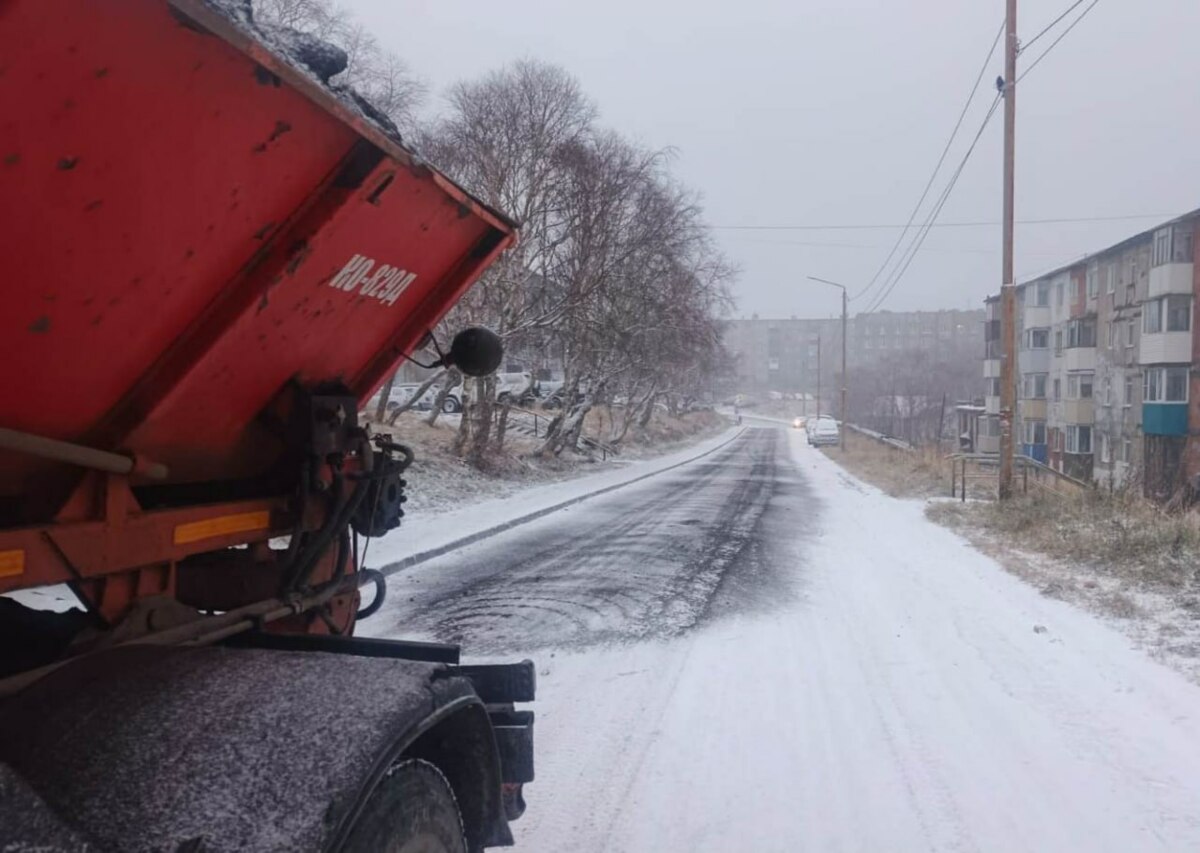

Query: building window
[1034,281,1050,307]
[1107,322,1115,348]
[1023,420,1047,445]
[1125,318,1135,347]
[1024,328,1050,349]
[1103,377,1112,405]
[1167,295,1192,332]
[1066,425,1092,454]
[1144,366,1189,403]
[1107,262,1117,294]
[1144,299,1162,333]
[1100,433,1111,463]
[1124,375,1134,407]
[1087,265,1099,299]
[1065,318,1096,348]
[1054,329,1063,354]
[1143,296,1190,334]
[1152,225,1195,267]
[1122,438,1132,463]
[1053,378,1061,401]
[1023,373,1047,399]
[1056,282,1064,307]
[1066,373,1094,399]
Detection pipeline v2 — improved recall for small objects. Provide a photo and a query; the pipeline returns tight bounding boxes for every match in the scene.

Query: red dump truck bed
[0,0,513,493]
[0,4,532,850]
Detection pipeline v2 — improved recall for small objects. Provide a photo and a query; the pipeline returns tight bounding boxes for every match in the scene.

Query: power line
[1020,0,1086,54]
[710,212,1171,232]
[851,19,1005,304]
[863,96,1003,314]
[1017,0,1100,83]
[727,236,1075,257]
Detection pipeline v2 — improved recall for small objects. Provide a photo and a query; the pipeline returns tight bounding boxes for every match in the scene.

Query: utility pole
[807,276,849,450]
[841,289,847,449]
[998,0,1018,499]
[816,335,822,419]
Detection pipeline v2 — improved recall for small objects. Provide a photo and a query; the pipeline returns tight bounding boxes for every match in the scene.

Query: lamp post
[806,276,848,451]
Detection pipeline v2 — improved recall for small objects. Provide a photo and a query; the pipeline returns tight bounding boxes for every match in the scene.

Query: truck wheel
[442,397,462,414]
[342,758,467,853]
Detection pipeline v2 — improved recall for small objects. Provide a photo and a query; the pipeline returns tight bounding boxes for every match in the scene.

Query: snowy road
[365,427,1200,852]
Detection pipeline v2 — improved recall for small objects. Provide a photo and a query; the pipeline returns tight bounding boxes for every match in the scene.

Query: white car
[393,382,463,413]
[495,371,535,404]
[807,417,840,446]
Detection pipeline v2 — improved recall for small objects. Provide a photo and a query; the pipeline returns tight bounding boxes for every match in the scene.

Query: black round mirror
[447,327,503,377]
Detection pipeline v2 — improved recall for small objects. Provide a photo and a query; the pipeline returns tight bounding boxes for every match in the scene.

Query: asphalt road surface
[365,428,810,655]
[363,427,1200,852]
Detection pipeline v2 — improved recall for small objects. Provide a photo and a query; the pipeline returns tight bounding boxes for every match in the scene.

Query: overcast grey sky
[343,0,1200,320]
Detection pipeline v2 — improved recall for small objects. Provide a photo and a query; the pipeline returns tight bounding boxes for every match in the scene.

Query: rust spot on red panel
[84,199,103,213]
[57,157,79,170]
[285,241,310,275]
[28,316,50,334]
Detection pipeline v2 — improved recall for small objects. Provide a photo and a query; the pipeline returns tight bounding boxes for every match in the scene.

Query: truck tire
[442,397,462,414]
[342,758,467,853]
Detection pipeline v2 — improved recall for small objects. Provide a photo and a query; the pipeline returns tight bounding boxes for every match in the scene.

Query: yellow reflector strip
[0,549,24,578]
[174,510,270,545]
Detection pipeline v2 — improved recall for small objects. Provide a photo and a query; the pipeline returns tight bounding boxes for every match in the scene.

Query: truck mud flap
[450,662,535,786]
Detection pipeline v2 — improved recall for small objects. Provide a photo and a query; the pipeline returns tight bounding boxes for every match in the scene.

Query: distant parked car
[392,382,463,413]
[808,417,840,446]
[495,371,535,405]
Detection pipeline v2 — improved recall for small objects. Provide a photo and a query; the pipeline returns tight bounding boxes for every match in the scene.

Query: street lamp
[806,276,848,451]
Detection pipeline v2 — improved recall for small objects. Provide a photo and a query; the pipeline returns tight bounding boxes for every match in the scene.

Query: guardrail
[504,404,620,460]
[948,452,1091,501]
[844,422,915,452]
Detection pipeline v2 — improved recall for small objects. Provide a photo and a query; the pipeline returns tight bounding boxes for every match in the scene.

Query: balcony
[985,395,999,414]
[1063,346,1095,372]
[1143,403,1188,436]
[1021,399,1047,420]
[1021,348,1050,372]
[1148,262,1194,298]
[1140,331,1192,365]
[1064,399,1094,424]
[983,358,1000,378]
[1024,305,1051,326]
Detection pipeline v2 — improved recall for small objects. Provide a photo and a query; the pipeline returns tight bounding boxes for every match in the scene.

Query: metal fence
[948,452,1091,501]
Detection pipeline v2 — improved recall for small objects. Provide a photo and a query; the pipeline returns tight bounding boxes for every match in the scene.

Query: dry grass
[818,429,949,499]
[927,490,1200,592]
[584,407,728,454]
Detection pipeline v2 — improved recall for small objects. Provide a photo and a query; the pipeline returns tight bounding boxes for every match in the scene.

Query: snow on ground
[934,527,1200,686]
[507,429,1200,851]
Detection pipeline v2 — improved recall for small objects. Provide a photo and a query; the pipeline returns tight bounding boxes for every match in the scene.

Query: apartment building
[726,308,983,396]
[985,207,1199,498]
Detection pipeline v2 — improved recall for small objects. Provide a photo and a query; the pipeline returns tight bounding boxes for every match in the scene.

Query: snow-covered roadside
[362,427,745,572]
[511,429,1200,851]
[924,511,1200,685]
